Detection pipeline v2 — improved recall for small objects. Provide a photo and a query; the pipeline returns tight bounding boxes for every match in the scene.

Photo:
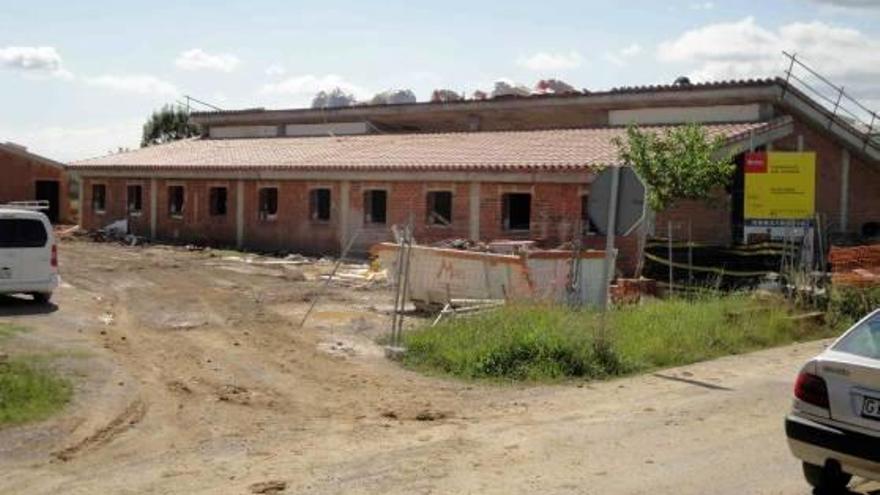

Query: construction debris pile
[829,244,880,287]
[430,238,536,254]
[533,79,579,95]
[311,88,358,109]
[370,89,417,105]
[206,252,387,288]
[309,78,582,109]
[430,89,463,103]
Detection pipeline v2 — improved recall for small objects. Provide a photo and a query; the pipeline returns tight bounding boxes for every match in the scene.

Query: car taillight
[795,372,829,409]
[51,244,57,268]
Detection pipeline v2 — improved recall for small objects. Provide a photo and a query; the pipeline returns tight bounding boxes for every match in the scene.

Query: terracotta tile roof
[71,120,784,173]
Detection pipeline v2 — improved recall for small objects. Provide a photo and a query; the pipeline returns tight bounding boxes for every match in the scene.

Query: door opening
[34,180,60,223]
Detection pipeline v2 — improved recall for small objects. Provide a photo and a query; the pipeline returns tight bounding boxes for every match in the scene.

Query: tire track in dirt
[51,399,147,462]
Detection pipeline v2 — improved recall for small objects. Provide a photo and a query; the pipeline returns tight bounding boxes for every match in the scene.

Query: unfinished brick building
[69,79,880,272]
[1,142,69,223]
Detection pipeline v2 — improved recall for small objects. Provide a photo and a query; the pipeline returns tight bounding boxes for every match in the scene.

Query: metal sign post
[600,167,620,310]
[588,166,647,311]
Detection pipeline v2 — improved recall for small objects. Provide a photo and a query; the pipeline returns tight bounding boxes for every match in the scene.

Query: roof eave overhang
[718,116,795,157]
[66,168,600,184]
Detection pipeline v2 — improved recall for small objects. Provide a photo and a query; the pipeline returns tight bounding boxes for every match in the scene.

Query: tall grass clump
[402,294,834,382]
[403,305,626,381]
[827,286,880,330]
[610,294,829,369]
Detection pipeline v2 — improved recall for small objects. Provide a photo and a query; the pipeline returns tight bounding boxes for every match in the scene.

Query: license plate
[0,268,10,280]
[862,396,880,419]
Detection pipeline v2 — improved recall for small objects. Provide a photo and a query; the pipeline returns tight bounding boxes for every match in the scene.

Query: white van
[0,208,58,303]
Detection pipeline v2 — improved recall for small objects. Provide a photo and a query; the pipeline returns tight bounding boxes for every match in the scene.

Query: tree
[612,123,735,211]
[141,105,199,147]
[613,123,736,278]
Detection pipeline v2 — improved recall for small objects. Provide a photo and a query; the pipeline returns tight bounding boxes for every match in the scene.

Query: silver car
[786,308,880,491]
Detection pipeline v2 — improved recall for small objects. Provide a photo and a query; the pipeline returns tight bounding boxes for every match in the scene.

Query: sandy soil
[0,239,877,495]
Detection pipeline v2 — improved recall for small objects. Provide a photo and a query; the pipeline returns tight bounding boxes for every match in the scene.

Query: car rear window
[0,218,48,248]
[833,313,880,360]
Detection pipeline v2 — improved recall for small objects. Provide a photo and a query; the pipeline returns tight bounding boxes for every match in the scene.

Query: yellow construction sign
[744,152,816,219]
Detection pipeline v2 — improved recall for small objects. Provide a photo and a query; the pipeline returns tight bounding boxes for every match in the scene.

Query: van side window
[0,219,48,248]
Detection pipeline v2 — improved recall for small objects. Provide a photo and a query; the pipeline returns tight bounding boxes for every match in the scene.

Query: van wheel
[803,462,852,492]
[31,292,52,304]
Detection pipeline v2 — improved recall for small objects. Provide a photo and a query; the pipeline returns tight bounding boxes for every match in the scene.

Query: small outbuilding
[0,142,69,223]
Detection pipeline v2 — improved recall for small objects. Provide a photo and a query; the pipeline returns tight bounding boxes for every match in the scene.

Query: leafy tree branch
[612,123,735,211]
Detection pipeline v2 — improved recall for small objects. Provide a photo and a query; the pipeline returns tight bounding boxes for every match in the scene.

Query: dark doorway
[502,193,531,231]
[363,190,387,225]
[34,180,60,223]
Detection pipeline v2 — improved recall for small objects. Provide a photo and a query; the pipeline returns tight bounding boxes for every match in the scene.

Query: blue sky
[1,0,879,161]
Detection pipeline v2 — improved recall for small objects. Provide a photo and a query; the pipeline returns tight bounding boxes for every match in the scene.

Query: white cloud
[0,46,72,79]
[621,43,643,57]
[810,0,880,8]
[175,48,240,72]
[690,2,715,10]
[265,64,286,76]
[517,51,583,71]
[604,43,643,67]
[260,74,370,100]
[659,17,880,86]
[0,119,142,162]
[84,74,179,96]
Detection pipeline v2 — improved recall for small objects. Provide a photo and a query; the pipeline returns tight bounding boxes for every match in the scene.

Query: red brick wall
[76,176,704,274]
[656,188,732,246]
[0,148,69,222]
[80,178,595,253]
[80,178,153,237]
[241,180,338,254]
[155,179,238,246]
[76,119,880,273]
[849,155,880,234]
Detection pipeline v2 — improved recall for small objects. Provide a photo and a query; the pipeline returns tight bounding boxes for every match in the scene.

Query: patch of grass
[0,324,72,426]
[0,323,27,342]
[402,294,836,382]
[0,357,72,426]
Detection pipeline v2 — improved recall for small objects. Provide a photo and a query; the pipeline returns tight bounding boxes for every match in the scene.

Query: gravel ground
[0,239,876,495]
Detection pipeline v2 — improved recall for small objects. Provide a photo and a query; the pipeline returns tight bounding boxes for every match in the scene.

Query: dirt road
[0,240,876,494]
